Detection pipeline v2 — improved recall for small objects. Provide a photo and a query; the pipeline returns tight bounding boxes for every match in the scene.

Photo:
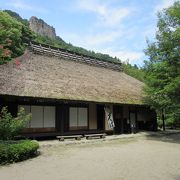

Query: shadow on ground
[145,133,180,144]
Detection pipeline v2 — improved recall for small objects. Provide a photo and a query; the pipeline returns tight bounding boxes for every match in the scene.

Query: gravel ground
[0,134,180,180]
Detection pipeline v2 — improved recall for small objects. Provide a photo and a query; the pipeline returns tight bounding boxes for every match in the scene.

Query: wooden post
[135,107,138,133]
[162,109,165,131]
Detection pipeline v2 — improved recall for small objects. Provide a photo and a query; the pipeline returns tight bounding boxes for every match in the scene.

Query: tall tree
[0,11,34,64]
[144,1,180,129]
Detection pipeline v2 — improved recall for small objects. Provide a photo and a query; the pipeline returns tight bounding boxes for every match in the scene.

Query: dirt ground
[0,134,180,180]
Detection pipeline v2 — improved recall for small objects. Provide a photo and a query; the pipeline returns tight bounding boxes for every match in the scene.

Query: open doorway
[129,112,137,133]
[97,105,105,130]
[113,105,123,134]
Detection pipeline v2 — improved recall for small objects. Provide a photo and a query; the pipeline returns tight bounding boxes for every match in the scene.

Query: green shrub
[0,107,31,140]
[0,140,39,164]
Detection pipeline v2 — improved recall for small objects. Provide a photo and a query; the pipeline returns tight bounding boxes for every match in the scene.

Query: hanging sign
[104,106,115,129]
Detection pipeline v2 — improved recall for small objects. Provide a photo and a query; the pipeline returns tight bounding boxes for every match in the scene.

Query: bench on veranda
[56,135,83,141]
[84,133,106,140]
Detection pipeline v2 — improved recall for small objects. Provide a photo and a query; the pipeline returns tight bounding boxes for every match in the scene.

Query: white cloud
[142,25,158,40]
[154,0,174,13]
[7,0,32,9]
[85,31,123,46]
[77,0,131,27]
[57,1,149,66]
[99,48,144,64]
[59,31,123,48]
[60,31,144,64]
[6,0,48,13]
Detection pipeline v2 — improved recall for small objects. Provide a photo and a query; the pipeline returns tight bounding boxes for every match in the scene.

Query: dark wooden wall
[0,96,157,136]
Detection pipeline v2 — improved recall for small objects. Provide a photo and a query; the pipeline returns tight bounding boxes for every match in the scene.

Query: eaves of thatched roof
[0,49,144,105]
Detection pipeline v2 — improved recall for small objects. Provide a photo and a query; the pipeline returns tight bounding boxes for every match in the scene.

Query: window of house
[18,105,55,128]
[69,107,88,130]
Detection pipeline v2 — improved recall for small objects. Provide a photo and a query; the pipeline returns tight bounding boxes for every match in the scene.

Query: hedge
[0,140,39,165]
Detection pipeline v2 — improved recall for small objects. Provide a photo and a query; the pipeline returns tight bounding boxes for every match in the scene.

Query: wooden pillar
[56,105,64,135]
[60,105,64,135]
[135,107,138,133]
[120,106,123,134]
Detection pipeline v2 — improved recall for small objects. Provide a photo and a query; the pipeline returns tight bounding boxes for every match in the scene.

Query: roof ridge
[29,41,122,72]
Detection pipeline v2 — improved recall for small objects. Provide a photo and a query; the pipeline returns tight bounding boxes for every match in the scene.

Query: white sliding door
[78,108,88,127]
[44,106,55,127]
[31,106,43,128]
[18,105,56,128]
[69,107,78,129]
[69,107,88,130]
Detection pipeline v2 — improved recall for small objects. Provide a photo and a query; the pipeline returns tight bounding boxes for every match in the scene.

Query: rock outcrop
[29,16,56,40]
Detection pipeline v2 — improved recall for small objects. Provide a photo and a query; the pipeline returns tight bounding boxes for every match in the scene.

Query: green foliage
[0,107,31,140]
[157,118,163,128]
[144,1,180,125]
[3,10,29,26]
[0,11,34,64]
[0,140,39,165]
[122,63,145,82]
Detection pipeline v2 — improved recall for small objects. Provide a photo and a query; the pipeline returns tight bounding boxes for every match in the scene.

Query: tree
[3,10,29,26]
[0,11,34,64]
[144,1,180,129]
[122,62,145,82]
[0,107,31,140]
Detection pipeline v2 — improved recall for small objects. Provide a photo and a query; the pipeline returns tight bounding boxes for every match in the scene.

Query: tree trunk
[162,109,165,131]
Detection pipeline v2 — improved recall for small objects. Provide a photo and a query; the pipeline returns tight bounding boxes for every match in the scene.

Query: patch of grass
[0,140,39,165]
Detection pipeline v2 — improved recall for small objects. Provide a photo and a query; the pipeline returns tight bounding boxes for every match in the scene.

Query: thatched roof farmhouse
[0,43,157,137]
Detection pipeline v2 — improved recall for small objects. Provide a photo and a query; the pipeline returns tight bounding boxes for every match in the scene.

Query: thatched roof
[30,42,122,71]
[0,48,144,105]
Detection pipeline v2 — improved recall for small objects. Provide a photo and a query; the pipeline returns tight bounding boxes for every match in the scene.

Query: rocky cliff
[29,16,56,40]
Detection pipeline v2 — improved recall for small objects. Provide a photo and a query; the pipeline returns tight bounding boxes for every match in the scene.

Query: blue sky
[0,0,175,66]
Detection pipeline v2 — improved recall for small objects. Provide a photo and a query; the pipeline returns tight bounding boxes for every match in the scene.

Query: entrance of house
[113,105,123,134]
[97,105,105,130]
[123,118,130,133]
[129,112,137,133]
